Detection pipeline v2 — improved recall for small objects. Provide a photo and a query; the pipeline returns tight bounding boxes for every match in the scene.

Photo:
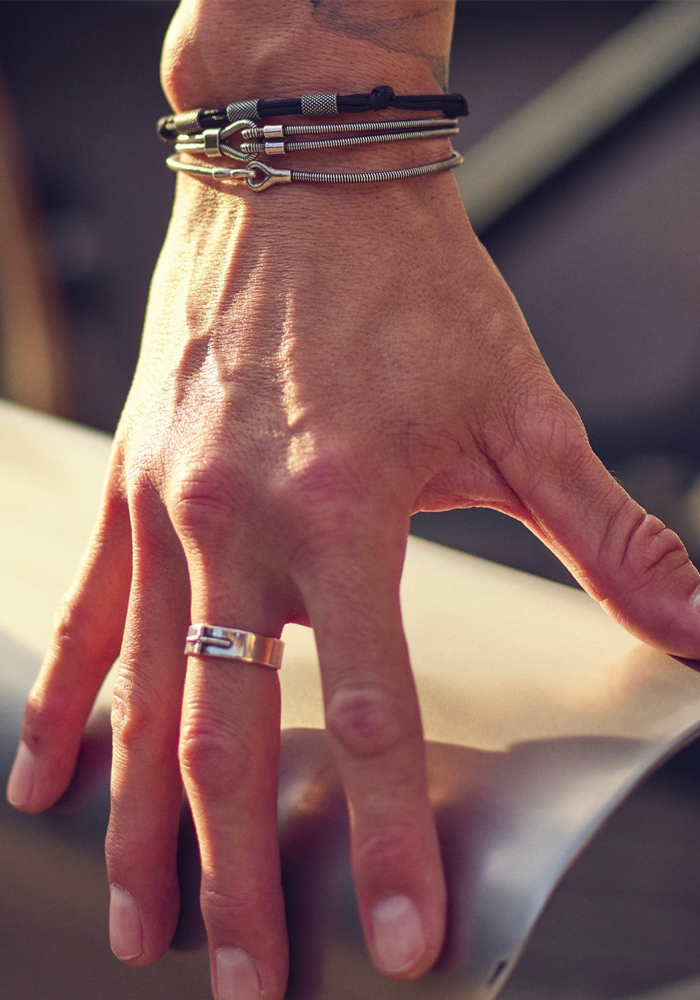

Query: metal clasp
[174,119,257,162]
[211,165,257,183]
[245,162,293,191]
[218,119,257,161]
[174,130,220,156]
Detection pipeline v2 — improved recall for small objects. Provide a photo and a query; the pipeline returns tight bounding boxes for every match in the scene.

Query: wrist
[159,2,459,209]
[167,156,463,237]
[161,0,454,114]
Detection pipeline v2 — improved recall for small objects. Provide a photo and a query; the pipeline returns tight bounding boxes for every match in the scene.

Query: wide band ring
[185,624,284,670]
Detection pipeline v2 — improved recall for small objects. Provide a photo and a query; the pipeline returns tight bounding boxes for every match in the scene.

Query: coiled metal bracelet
[166,151,464,192]
[174,117,459,162]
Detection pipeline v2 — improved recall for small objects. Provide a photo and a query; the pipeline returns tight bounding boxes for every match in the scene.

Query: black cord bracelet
[158,85,468,141]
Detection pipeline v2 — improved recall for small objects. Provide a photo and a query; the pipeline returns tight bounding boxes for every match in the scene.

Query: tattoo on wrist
[308,1,452,91]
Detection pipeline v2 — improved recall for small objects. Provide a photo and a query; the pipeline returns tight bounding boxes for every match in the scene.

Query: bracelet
[166,151,463,192]
[174,117,459,162]
[158,85,468,140]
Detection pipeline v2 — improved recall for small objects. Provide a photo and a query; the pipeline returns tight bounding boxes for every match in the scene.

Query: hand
[8,167,700,998]
[7,3,700,998]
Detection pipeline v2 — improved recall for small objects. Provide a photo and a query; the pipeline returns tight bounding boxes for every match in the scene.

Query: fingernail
[6,741,36,808]
[691,587,700,614]
[371,895,426,974]
[215,947,262,1000]
[109,885,142,960]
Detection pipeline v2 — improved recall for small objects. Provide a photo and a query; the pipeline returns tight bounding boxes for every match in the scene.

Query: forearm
[161,0,456,113]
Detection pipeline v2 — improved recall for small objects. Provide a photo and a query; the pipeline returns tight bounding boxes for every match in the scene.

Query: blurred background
[0,2,699,998]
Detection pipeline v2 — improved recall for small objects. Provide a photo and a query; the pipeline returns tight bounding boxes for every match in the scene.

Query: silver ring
[185,624,283,670]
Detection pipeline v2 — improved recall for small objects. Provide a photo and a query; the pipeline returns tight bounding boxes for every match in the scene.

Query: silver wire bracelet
[243,116,457,138]
[166,151,463,192]
[174,117,459,162]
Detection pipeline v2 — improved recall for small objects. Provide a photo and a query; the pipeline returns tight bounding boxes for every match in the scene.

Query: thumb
[501,399,700,659]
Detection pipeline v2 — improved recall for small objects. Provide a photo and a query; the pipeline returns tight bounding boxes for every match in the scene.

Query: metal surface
[300,92,339,117]
[285,151,463,186]
[170,109,201,136]
[165,154,258,184]
[226,99,260,123]
[185,624,284,670]
[242,126,459,156]
[166,151,463,190]
[175,120,258,162]
[2,399,700,999]
[249,119,457,137]
[261,124,285,139]
[175,118,459,160]
[203,129,222,158]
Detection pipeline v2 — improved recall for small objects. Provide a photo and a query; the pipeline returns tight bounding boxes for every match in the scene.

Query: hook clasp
[245,162,293,191]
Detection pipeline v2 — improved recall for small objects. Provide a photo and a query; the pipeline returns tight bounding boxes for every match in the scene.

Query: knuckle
[110,672,154,753]
[43,590,119,688]
[611,507,690,588]
[167,465,238,544]
[520,392,589,469]
[199,882,260,923]
[125,464,160,515]
[22,690,70,745]
[489,376,590,476]
[270,448,380,561]
[325,682,406,760]
[353,821,420,874]
[178,715,254,797]
[199,884,239,923]
[49,593,95,662]
[101,473,130,519]
[273,449,365,520]
[170,494,231,544]
[104,823,139,872]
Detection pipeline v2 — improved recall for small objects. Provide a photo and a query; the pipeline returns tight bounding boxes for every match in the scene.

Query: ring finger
[179,555,290,1000]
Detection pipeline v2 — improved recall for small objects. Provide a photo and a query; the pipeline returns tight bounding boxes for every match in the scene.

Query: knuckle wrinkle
[326,684,405,759]
[178,719,253,797]
[110,675,152,751]
[618,511,689,582]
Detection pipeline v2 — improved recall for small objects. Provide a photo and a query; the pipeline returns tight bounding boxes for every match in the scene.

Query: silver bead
[171,109,200,135]
[300,92,339,116]
[226,99,260,122]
